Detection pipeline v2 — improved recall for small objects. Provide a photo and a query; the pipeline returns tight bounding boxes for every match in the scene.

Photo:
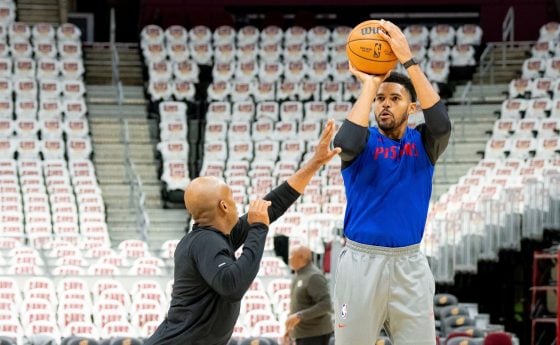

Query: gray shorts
[333,240,436,345]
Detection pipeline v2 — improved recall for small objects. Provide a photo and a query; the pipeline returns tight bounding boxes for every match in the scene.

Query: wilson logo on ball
[360,27,386,35]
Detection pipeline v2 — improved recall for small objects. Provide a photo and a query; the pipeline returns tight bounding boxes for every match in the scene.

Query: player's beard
[376,112,407,132]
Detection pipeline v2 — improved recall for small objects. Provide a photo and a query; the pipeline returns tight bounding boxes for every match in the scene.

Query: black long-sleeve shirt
[144,182,300,345]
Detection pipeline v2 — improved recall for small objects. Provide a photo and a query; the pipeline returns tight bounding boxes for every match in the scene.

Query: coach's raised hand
[286,119,341,194]
[310,119,342,166]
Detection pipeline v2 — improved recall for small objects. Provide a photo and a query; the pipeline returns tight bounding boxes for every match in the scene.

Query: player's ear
[408,101,417,115]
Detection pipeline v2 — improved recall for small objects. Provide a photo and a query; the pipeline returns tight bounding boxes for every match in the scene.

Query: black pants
[295,333,333,345]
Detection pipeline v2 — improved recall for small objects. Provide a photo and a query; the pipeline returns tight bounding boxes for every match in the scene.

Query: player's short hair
[384,72,417,103]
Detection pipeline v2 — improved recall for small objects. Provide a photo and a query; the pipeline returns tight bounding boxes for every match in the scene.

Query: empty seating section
[0,15,510,342]
[0,1,150,341]
[0,12,99,250]
[156,101,190,197]
[141,21,484,242]
[406,23,483,95]
[423,22,560,285]
[0,274,173,342]
[140,22,483,200]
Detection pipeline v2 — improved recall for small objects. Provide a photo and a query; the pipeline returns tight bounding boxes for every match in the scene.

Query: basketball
[346,20,398,75]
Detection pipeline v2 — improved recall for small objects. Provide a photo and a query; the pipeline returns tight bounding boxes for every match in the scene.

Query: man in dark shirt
[144,120,341,345]
[285,245,333,345]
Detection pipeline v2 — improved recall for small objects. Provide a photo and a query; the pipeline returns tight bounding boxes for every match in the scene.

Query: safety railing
[502,7,515,50]
[478,43,495,89]
[544,173,560,230]
[58,0,68,23]
[126,159,150,243]
[110,7,149,242]
[457,80,472,141]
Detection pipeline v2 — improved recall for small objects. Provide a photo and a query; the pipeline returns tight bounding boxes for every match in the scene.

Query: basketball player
[144,120,341,345]
[332,20,451,345]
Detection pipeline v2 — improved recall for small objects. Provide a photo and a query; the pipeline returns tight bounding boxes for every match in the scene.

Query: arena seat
[446,338,483,345]
[108,337,143,345]
[64,336,100,345]
[0,337,16,345]
[483,332,513,345]
[451,326,485,338]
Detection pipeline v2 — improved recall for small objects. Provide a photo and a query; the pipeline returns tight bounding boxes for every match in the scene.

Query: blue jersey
[341,126,434,247]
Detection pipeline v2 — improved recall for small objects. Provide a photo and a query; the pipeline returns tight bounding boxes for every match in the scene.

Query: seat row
[508,77,560,100]
[0,283,166,341]
[0,21,81,43]
[521,57,560,80]
[140,23,482,49]
[492,117,559,138]
[0,57,85,80]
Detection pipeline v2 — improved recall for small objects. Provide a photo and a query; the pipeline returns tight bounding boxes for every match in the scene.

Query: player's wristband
[403,57,418,69]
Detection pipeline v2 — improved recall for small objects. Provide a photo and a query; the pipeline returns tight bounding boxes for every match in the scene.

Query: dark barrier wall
[137,0,556,42]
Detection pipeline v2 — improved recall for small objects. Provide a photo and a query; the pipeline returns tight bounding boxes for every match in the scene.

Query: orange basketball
[346,20,398,75]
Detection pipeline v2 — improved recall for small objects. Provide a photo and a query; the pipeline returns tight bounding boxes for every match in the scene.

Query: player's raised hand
[349,62,391,85]
[377,19,414,64]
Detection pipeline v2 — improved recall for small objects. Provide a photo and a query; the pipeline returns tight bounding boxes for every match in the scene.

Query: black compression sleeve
[333,120,369,162]
[418,101,452,164]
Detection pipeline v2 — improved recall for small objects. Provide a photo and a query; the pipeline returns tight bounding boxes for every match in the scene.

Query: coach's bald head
[184,176,238,234]
[289,245,312,271]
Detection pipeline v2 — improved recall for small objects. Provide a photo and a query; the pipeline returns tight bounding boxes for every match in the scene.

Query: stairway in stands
[84,43,143,85]
[85,44,188,250]
[432,43,528,199]
[473,43,528,85]
[16,0,59,24]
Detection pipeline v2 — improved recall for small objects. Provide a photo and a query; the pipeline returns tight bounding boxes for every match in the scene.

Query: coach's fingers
[317,121,335,147]
[321,119,335,139]
[256,199,271,211]
[247,199,271,225]
[329,147,342,158]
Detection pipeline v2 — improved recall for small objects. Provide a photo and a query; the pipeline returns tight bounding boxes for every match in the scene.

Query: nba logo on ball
[373,43,381,58]
[341,303,348,319]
